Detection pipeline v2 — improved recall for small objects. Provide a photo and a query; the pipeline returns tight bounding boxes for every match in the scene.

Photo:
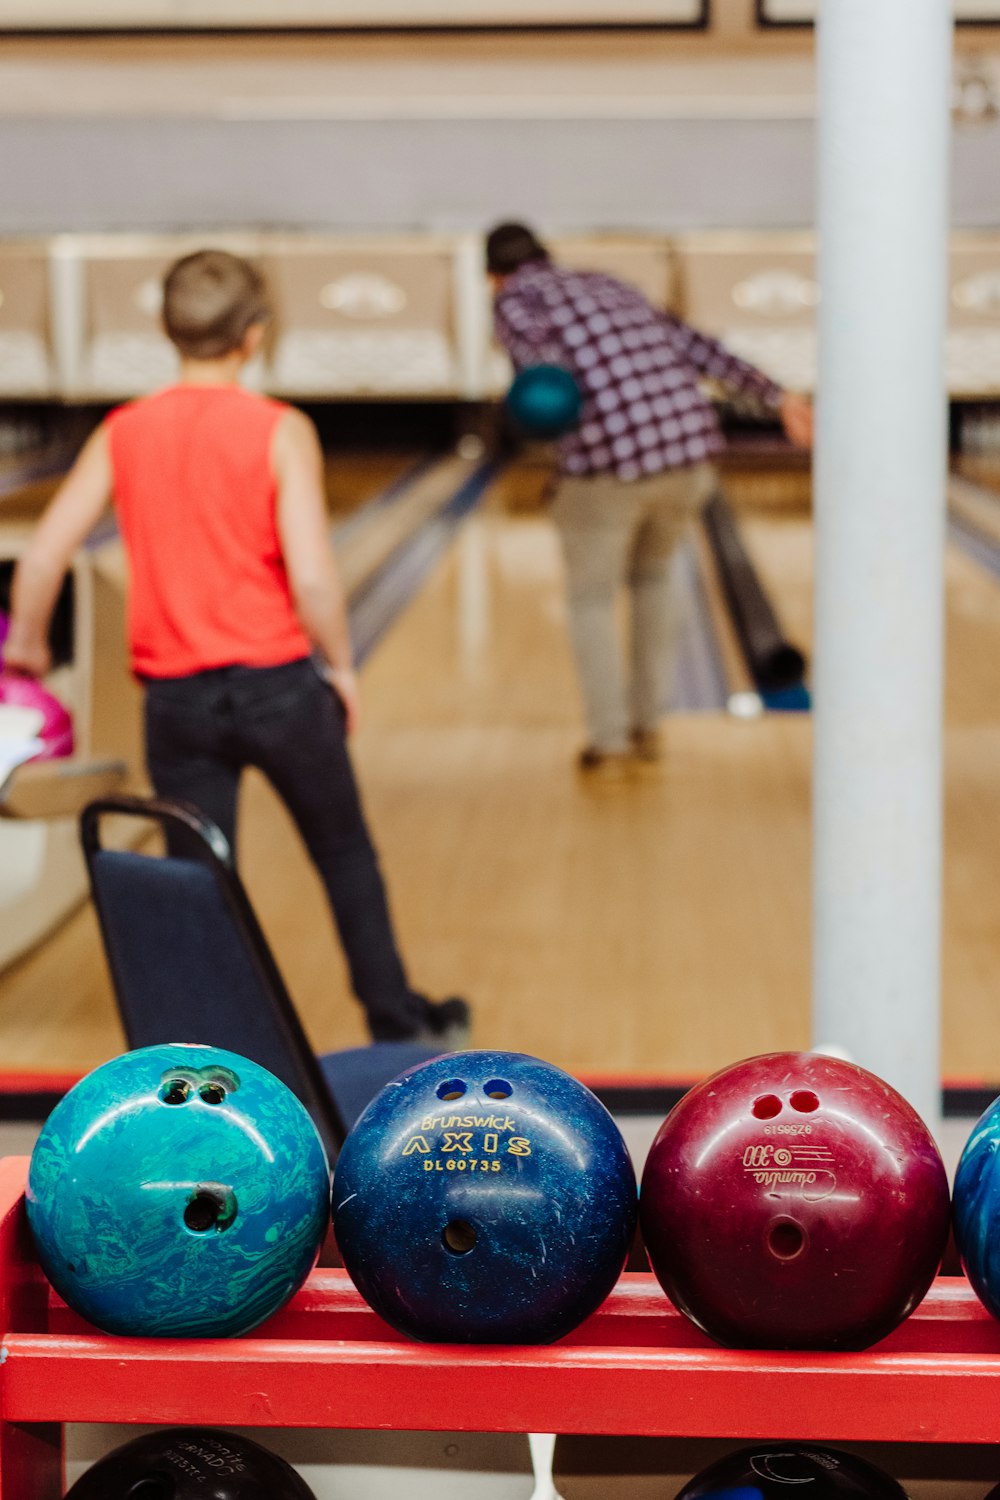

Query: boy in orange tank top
[6,249,470,1047]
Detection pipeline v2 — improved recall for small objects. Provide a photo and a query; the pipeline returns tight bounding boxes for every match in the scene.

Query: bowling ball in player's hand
[333,1049,637,1342]
[66,1427,317,1498]
[505,364,583,439]
[640,1052,950,1350]
[676,1444,909,1500]
[27,1044,330,1337]
[0,670,73,759]
[951,1094,1000,1323]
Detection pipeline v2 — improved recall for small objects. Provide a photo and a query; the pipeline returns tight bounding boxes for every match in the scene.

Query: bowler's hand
[2,631,51,679]
[326,666,361,736]
[780,391,814,449]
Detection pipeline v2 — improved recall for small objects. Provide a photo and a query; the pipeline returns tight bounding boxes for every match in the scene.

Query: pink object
[0,673,73,760]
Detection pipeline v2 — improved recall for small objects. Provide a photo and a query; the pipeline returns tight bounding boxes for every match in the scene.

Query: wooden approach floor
[3,466,1000,1082]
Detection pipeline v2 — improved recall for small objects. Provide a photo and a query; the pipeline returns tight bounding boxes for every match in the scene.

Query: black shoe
[417,996,472,1049]
[577,746,633,780]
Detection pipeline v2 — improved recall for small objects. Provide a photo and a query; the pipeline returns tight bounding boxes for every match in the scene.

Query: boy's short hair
[485,222,550,277]
[162,249,271,359]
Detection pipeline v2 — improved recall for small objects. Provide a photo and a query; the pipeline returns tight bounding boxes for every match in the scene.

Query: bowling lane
[735,502,1000,1082]
[323,447,421,521]
[737,504,1000,728]
[238,477,814,1073]
[953,452,1000,499]
[10,455,1000,1086]
[334,454,479,597]
[733,510,814,663]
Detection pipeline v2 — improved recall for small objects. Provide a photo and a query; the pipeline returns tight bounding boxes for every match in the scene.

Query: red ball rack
[0,1154,998,1497]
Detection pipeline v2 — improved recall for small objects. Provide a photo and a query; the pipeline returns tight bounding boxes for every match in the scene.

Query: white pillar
[812,0,952,1130]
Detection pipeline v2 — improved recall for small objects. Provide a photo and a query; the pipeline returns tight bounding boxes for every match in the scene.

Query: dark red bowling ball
[640,1052,950,1349]
[66,1428,316,1498]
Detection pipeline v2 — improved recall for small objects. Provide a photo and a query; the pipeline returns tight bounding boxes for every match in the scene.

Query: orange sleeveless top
[106,385,312,678]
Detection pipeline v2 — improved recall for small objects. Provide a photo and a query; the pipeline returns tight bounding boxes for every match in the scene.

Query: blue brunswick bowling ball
[951,1093,1000,1322]
[676,1445,909,1500]
[66,1428,317,1499]
[505,364,583,439]
[26,1044,330,1338]
[332,1049,637,1342]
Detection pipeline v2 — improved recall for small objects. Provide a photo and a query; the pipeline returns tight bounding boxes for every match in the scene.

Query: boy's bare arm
[5,425,114,677]
[272,408,360,732]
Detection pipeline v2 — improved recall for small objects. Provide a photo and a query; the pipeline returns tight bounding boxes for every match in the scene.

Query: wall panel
[758,0,1000,24]
[263,235,461,396]
[675,231,816,389]
[0,243,52,395]
[0,0,707,28]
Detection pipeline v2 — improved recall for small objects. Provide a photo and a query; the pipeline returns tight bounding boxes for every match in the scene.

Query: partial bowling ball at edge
[27,1043,330,1337]
[676,1444,909,1500]
[951,1093,1000,1322]
[333,1049,637,1342]
[65,1427,317,1498]
[505,364,583,439]
[639,1051,950,1349]
[0,669,74,759]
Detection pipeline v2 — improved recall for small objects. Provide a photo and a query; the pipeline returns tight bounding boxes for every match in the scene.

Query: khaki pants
[551,462,716,752]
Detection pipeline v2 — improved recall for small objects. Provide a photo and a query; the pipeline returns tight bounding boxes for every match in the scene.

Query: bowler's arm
[664,313,814,449]
[272,408,360,733]
[6,424,113,678]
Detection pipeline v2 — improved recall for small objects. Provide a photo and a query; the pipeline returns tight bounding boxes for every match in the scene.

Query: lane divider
[669,539,730,712]
[330,455,437,549]
[702,491,811,712]
[349,458,504,665]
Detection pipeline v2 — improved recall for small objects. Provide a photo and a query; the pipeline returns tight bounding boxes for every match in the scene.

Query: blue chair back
[81,795,349,1159]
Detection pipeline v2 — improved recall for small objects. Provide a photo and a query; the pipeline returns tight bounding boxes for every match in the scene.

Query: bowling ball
[676,1444,909,1500]
[640,1052,950,1350]
[332,1049,637,1342]
[505,364,583,439]
[66,1427,316,1498]
[0,670,73,759]
[951,1093,1000,1323]
[27,1044,330,1337]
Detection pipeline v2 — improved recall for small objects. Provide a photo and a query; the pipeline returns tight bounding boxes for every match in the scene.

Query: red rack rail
[1,1155,998,1498]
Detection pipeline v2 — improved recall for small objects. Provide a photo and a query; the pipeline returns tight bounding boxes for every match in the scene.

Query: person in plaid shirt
[487,221,813,776]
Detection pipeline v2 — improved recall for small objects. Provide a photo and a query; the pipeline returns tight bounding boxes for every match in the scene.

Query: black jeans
[144,657,426,1041]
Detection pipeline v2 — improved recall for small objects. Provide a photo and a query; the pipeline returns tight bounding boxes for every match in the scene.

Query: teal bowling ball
[26,1044,330,1337]
[505,364,583,439]
[332,1049,637,1343]
[953,1095,1000,1321]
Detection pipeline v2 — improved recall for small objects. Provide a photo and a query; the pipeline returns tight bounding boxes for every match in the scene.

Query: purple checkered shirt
[494,260,784,482]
